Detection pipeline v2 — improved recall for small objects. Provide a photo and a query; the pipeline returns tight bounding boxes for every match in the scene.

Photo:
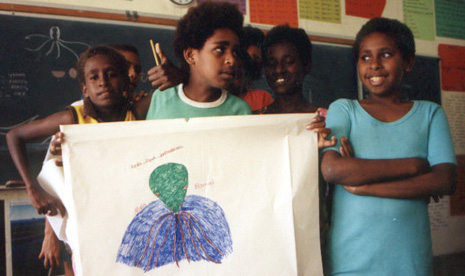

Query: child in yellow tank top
[6,45,141,274]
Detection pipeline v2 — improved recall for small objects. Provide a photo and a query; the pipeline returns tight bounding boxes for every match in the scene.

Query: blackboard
[250,47,441,109]
[402,55,441,104]
[0,14,361,150]
[0,13,441,185]
[248,43,359,109]
[308,43,359,108]
[0,13,176,184]
[361,55,441,104]
[0,13,176,146]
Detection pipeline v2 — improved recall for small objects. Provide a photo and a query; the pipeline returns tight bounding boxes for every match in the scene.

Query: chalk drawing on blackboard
[116,163,233,272]
[51,71,65,78]
[25,26,90,61]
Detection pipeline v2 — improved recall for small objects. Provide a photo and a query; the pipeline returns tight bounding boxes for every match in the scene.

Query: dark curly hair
[354,17,415,61]
[173,1,244,74]
[243,26,265,50]
[77,45,129,88]
[110,44,139,56]
[241,26,265,81]
[262,24,312,68]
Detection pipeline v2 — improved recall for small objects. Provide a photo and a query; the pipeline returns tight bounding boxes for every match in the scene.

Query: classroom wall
[10,0,465,54]
[1,0,465,256]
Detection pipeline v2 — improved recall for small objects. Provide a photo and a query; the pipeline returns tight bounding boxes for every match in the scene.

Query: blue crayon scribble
[116,163,232,272]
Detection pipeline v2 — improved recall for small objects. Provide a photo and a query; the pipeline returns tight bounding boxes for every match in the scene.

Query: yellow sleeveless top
[72,104,136,124]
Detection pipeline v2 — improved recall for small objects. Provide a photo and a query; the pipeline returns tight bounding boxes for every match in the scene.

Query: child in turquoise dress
[321,17,457,275]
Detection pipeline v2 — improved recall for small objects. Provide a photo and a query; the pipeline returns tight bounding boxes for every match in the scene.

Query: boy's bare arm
[132,92,153,120]
[321,150,430,186]
[343,163,457,198]
[6,110,73,215]
[39,219,61,269]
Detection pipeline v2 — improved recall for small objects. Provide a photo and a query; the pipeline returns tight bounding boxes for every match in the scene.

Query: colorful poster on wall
[403,0,435,41]
[438,44,465,92]
[442,91,465,215]
[442,91,465,155]
[429,85,465,255]
[435,0,465,40]
[299,0,341,23]
[249,0,298,27]
[345,0,385,19]
[428,155,465,255]
[60,114,322,275]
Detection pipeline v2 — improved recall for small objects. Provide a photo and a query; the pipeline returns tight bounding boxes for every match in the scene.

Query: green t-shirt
[146,84,251,120]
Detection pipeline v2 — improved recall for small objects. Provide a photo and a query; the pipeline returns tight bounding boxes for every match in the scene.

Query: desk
[0,186,47,276]
[0,186,28,201]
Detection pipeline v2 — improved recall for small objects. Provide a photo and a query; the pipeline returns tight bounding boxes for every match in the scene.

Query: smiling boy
[7,46,139,274]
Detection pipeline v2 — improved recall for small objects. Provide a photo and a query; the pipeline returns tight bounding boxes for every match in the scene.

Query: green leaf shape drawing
[149,163,188,213]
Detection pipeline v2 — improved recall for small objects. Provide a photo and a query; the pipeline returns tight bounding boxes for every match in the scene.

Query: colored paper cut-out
[403,0,435,41]
[250,0,298,27]
[438,44,465,92]
[299,0,341,24]
[345,0,385,18]
[435,0,465,40]
[116,163,232,272]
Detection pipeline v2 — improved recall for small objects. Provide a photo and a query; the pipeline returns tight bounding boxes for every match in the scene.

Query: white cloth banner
[60,114,321,276]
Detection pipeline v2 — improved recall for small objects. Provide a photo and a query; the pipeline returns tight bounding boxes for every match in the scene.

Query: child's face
[357,32,413,97]
[189,28,239,90]
[82,54,126,107]
[118,50,141,93]
[264,41,308,96]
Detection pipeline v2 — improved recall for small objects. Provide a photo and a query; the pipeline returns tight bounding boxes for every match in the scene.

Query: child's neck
[363,92,407,105]
[235,87,248,98]
[269,93,318,113]
[95,103,127,122]
[183,82,222,103]
[360,93,413,122]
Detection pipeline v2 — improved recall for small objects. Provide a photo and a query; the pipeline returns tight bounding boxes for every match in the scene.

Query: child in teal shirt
[321,17,457,275]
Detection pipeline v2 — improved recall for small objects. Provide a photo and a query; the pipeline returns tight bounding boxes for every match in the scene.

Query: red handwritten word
[195,180,215,189]
[130,146,183,169]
